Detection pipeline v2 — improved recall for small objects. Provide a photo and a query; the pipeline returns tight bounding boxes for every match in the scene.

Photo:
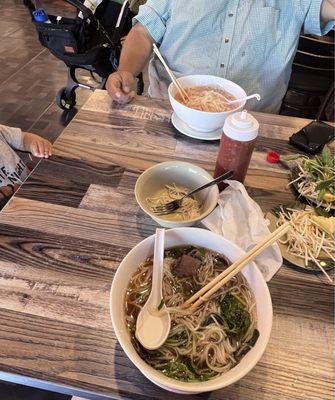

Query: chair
[280,29,334,121]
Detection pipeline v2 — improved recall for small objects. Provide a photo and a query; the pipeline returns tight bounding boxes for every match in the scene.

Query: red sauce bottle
[214,110,259,190]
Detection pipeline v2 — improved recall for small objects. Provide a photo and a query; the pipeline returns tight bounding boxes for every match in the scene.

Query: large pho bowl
[110,227,273,394]
[168,74,247,133]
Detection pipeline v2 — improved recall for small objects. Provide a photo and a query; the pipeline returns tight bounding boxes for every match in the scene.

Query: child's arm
[0,124,52,158]
[0,124,25,150]
[22,132,52,158]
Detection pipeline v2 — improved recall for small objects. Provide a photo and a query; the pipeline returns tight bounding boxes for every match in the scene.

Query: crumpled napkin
[202,180,282,281]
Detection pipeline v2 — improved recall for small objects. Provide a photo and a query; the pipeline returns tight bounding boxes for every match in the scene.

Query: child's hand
[23,132,52,158]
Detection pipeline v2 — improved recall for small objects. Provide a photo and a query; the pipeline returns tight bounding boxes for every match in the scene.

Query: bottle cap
[223,110,259,142]
[33,9,50,23]
[267,151,280,164]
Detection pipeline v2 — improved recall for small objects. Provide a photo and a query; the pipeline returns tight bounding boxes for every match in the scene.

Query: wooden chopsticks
[152,43,189,102]
[182,223,291,310]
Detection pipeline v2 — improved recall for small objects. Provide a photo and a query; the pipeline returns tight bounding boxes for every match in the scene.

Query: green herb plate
[290,166,335,212]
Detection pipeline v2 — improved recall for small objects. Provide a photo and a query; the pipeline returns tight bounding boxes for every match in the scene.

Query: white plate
[171,112,222,141]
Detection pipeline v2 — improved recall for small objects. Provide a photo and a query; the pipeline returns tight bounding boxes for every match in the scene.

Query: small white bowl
[110,227,273,394]
[135,161,219,228]
[168,74,246,134]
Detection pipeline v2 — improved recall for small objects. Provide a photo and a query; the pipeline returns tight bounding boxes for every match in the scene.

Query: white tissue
[202,180,283,281]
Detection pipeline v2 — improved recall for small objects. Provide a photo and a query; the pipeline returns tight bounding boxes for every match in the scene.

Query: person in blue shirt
[106,0,335,113]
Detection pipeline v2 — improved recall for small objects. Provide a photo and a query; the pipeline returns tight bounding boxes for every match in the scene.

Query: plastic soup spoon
[218,91,261,105]
[135,228,171,350]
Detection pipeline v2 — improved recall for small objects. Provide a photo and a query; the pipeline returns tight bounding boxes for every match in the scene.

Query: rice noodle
[146,183,201,220]
[175,85,239,112]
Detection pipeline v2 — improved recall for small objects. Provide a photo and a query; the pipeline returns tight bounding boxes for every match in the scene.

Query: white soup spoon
[135,228,171,350]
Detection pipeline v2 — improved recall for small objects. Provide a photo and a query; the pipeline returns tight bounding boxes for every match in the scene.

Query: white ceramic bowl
[168,75,247,134]
[135,161,219,228]
[110,227,273,394]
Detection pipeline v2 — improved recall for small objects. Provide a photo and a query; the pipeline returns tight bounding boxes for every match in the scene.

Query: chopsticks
[182,223,291,310]
[152,43,189,102]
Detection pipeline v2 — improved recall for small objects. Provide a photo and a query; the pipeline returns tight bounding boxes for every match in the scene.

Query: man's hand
[22,132,52,158]
[106,71,135,104]
[321,0,335,23]
[106,24,153,103]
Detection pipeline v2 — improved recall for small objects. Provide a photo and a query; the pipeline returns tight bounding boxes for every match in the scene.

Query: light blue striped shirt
[135,0,334,113]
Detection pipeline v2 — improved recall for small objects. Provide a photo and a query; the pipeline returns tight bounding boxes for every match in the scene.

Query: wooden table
[0,90,333,400]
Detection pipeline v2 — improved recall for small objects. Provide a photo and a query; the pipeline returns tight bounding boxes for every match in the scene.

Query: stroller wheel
[56,87,77,111]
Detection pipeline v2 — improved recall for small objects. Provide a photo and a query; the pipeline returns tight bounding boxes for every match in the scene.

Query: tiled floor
[0,0,93,169]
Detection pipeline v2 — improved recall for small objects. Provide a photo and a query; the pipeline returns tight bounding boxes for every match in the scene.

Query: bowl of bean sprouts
[267,204,334,278]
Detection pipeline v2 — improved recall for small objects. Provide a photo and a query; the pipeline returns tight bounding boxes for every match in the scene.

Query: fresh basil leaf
[322,146,333,167]
[316,178,334,192]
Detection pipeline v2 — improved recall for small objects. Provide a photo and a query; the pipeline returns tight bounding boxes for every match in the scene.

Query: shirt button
[225,38,230,43]
[228,12,234,17]
[220,63,225,68]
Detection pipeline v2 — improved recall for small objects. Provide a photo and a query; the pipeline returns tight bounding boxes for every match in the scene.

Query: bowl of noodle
[168,75,247,133]
[110,227,273,394]
[135,161,219,228]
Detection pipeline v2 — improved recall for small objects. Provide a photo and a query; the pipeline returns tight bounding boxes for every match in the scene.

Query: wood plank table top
[0,90,333,400]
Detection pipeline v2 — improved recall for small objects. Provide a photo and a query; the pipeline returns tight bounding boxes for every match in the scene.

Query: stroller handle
[64,0,94,19]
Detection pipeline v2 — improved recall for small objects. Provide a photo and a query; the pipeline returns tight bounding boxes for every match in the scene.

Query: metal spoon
[135,228,171,350]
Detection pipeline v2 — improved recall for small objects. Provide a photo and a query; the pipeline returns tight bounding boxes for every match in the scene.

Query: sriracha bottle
[214,110,259,191]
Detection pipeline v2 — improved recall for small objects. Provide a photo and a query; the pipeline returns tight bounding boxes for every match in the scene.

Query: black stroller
[24,0,144,110]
